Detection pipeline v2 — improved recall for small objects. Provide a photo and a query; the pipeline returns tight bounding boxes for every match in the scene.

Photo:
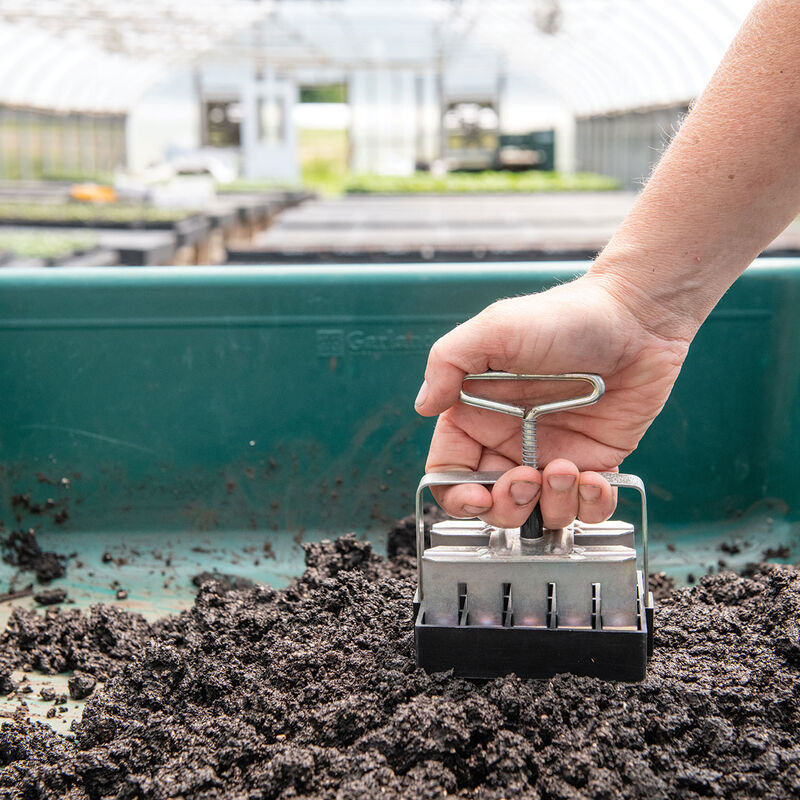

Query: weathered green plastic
[0,261,797,604]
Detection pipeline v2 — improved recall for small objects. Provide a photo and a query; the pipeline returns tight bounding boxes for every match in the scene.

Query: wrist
[585,244,709,345]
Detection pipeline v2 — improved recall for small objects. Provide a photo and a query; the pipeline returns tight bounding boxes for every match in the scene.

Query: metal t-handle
[460,372,605,538]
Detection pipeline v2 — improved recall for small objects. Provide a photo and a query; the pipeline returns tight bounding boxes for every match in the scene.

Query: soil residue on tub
[3,526,800,799]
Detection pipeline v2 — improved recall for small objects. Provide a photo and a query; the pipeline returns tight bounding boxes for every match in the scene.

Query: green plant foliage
[299,128,349,196]
[38,170,116,185]
[0,203,196,224]
[344,170,620,194]
[220,168,619,197]
[217,180,293,193]
[299,84,347,103]
[0,231,98,259]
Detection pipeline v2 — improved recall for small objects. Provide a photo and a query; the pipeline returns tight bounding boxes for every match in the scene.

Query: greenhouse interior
[1,1,800,798]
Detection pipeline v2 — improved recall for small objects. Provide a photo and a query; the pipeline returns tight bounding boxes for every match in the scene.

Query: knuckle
[476,302,511,338]
[427,338,448,370]
[481,299,507,319]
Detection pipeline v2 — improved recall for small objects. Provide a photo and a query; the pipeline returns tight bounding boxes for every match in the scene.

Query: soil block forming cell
[2,523,800,799]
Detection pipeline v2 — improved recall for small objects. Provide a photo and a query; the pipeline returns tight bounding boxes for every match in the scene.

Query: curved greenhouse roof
[470,0,756,114]
[0,24,160,113]
[0,0,755,115]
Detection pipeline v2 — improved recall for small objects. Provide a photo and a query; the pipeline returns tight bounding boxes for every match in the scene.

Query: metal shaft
[520,415,542,541]
[522,416,537,469]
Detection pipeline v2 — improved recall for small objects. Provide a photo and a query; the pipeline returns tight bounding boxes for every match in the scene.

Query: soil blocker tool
[413,372,655,681]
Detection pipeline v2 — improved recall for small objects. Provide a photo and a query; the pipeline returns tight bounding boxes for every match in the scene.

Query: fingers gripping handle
[459,372,606,539]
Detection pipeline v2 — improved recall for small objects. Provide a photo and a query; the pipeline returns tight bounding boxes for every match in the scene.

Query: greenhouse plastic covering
[0,0,756,114]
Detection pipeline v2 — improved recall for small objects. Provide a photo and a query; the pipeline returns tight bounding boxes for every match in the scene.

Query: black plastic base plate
[415,621,650,681]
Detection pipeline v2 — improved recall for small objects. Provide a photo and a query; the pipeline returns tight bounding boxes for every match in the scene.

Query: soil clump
[192,571,255,592]
[648,571,676,601]
[2,529,67,583]
[34,587,68,606]
[67,671,97,700]
[2,528,800,798]
[0,603,153,681]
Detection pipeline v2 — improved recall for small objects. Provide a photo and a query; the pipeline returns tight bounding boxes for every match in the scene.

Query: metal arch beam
[0,29,54,107]
[327,5,374,68]
[265,10,338,68]
[266,4,439,52]
[0,1,277,62]
[0,8,275,87]
[701,0,754,34]
[66,56,161,114]
[0,23,157,113]
[207,3,443,70]
[555,14,667,112]
[484,0,744,115]
[0,0,756,115]
[441,0,748,114]
[517,17,653,113]
[620,0,751,110]
[520,48,616,113]
[606,4,702,104]
[458,0,660,113]
[463,3,619,113]
[662,0,749,60]
[557,4,713,113]
[5,39,104,113]
[647,0,745,76]
[625,2,711,94]
[573,0,749,112]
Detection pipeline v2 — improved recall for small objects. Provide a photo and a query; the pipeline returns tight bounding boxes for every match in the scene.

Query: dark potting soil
[1,528,67,584]
[2,524,800,799]
[192,571,256,592]
[67,671,97,701]
[648,571,676,602]
[33,587,69,606]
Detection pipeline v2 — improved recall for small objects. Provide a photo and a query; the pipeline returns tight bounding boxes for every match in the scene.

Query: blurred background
[2,0,794,267]
[1,0,799,619]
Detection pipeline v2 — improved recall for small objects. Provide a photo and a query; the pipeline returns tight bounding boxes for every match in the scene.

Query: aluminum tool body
[413,373,654,681]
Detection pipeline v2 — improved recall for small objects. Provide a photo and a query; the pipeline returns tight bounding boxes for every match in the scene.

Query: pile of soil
[648,571,676,601]
[3,525,800,799]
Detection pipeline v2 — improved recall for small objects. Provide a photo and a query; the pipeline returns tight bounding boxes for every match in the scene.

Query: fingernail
[414,381,429,407]
[463,504,489,516]
[548,474,575,492]
[510,481,540,506]
[579,484,602,502]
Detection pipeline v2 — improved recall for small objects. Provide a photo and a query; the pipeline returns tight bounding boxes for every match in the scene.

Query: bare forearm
[590,0,800,340]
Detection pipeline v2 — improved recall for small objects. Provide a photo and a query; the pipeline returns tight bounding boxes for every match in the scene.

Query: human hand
[414,273,691,528]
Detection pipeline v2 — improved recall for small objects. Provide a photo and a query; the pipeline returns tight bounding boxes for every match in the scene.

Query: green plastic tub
[0,261,797,619]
